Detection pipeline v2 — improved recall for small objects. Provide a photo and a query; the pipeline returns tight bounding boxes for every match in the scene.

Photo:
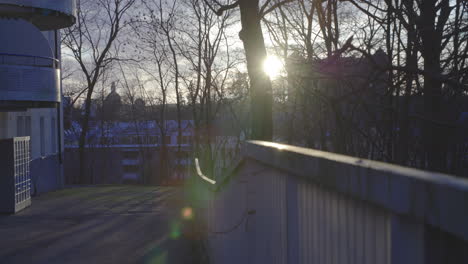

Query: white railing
[198,141,468,264]
[195,158,216,185]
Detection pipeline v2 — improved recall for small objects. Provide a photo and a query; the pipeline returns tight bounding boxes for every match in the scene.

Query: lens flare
[181,207,193,220]
[169,222,181,239]
[263,55,283,79]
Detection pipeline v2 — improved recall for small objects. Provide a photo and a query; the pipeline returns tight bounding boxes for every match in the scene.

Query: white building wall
[0,108,58,159]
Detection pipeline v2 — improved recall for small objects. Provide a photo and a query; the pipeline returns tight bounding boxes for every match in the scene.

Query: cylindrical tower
[0,0,76,108]
[0,0,76,195]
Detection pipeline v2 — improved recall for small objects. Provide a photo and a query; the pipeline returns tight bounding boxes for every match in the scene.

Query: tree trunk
[78,89,93,184]
[397,0,417,166]
[420,0,449,172]
[238,0,273,141]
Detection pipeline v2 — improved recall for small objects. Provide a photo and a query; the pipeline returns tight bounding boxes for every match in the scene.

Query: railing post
[286,175,299,263]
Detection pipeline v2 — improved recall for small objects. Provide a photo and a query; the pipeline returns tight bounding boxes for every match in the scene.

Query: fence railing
[0,53,59,69]
[0,137,31,213]
[199,141,468,264]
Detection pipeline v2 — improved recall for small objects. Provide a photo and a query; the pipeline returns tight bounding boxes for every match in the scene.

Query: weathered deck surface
[0,186,198,264]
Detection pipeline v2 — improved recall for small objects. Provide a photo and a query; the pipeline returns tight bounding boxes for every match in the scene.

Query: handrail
[195,158,216,185]
[0,53,58,62]
[0,52,58,68]
[245,140,468,242]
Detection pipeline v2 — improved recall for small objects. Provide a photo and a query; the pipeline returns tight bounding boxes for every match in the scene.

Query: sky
[61,0,370,106]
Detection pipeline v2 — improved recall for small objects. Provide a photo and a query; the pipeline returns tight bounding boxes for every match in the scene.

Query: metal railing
[13,137,31,208]
[0,137,31,213]
[195,158,216,185]
[0,53,59,68]
[199,141,468,264]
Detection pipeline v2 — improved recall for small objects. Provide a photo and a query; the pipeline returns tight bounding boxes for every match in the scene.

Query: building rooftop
[0,185,201,264]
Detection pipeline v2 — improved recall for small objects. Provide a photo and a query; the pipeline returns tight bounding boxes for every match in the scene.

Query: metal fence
[198,141,468,264]
[0,137,31,213]
[14,137,31,209]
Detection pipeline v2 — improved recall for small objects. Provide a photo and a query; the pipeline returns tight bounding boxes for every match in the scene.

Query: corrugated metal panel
[204,159,392,264]
[0,65,60,102]
[204,142,468,263]
[296,180,390,264]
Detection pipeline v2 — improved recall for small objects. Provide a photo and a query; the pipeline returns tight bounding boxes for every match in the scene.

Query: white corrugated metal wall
[204,159,392,264]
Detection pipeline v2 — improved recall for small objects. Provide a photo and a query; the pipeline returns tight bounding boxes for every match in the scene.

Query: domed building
[102,82,122,121]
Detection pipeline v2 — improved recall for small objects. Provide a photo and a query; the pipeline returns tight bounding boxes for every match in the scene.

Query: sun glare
[263,55,283,79]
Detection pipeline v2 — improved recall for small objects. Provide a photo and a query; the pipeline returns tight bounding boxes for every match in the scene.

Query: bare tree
[62,0,137,183]
[264,0,467,176]
[174,0,238,179]
[204,0,296,140]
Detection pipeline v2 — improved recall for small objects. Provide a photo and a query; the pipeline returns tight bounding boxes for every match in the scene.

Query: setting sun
[263,55,283,79]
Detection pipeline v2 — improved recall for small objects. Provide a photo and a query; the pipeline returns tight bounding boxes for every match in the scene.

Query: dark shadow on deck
[0,185,202,264]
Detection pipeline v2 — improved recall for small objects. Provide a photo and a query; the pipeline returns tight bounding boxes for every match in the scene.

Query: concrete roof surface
[0,186,202,264]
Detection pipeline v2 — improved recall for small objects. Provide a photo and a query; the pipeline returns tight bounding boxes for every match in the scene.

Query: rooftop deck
[0,186,201,264]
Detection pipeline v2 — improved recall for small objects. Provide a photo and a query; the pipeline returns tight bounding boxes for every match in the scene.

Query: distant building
[63,83,196,184]
[64,120,195,184]
[0,0,75,194]
[102,82,122,121]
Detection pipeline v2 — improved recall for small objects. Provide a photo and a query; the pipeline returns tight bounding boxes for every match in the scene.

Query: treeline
[262,0,467,176]
[62,0,467,179]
